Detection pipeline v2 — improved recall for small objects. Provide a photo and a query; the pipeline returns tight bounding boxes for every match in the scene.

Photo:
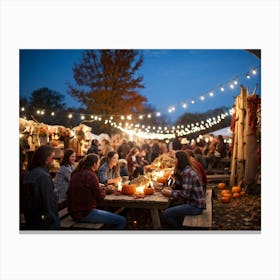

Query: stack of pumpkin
[217,182,245,203]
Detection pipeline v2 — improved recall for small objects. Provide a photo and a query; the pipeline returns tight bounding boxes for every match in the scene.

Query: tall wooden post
[237,86,247,184]
[230,100,238,186]
[230,86,247,186]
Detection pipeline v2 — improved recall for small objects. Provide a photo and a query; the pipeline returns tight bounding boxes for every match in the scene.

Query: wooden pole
[244,93,258,184]
[230,86,248,186]
[236,86,247,184]
[230,99,238,186]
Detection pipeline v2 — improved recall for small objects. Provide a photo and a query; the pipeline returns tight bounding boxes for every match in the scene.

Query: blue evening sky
[20,49,261,122]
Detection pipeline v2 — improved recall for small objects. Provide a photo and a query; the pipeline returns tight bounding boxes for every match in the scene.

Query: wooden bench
[59,207,125,230]
[206,174,230,183]
[182,189,212,229]
[59,208,104,230]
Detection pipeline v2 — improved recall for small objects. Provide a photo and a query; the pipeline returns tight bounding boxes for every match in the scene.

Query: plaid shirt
[172,166,206,209]
[67,168,105,220]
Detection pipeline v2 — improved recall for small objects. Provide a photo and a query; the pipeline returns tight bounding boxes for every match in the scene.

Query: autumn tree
[29,87,66,110]
[67,50,147,121]
[28,87,66,125]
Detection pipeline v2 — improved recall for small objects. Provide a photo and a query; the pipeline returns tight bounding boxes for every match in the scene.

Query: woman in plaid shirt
[161,150,206,229]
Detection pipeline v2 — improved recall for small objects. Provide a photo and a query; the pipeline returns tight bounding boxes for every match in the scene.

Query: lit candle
[136,185,145,194]
[117,182,122,191]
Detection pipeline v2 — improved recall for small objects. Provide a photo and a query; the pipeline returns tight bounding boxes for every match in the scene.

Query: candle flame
[117,182,122,191]
[136,185,145,194]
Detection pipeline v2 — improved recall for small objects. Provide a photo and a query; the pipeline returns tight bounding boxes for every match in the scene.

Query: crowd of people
[20,131,230,230]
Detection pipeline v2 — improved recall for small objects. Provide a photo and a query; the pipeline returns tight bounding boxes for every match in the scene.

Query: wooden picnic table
[98,191,170,229]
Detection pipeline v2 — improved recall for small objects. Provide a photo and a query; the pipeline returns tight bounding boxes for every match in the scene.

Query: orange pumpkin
[157,177,167,184]
[221,196,231,203]
[218,182,226,189]
[232,192,241,198]
[232,186,241,193]
[144,187,155,195]
[221,190,230,196]
[222,192,232,199]
[240,191,246,196]
[121,184,136,195]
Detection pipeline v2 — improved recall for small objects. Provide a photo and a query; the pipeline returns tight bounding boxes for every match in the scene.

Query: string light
[102,108,233,139]
[20,64,260,125]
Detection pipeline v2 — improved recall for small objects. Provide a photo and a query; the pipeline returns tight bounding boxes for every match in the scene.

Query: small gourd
[157,177,167,184]
[218,182,226,189]
[232,192,241,198]
[222,192,232,199]
[221,190,230,196]
[144,187,155,195]
[231,186,241,193]
[221,196,231,203]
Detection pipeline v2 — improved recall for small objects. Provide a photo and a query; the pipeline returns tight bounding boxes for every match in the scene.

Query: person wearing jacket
[67,153,126,229]
[53,149,76,207]
[22,145,60,230]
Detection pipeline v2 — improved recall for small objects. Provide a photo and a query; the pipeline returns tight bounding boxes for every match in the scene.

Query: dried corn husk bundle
[152,152,176,169]
[130,175,151,187]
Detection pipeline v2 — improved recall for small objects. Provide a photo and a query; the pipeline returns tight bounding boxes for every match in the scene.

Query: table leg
[150,208,161,229]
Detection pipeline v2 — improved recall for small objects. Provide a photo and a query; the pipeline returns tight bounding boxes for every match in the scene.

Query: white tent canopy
[209,126,232,137]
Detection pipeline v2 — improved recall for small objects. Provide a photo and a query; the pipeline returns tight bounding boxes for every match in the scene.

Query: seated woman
[126,147,143,180]
[161,150,206,230]
[98,151,122,186]
[67,153,126,229]
[53,149,76,209]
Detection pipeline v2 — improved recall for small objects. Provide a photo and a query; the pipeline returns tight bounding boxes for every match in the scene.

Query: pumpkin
[157,176,167,184]
[144,187,155,195]
[240,191,246,196]
[121,184,136,195]
[232,186,241,193]
[232,192,241,198]
[222,192,232,199]
[217,182,226,189]
[221,190,230,196]
[221,196,231,203]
